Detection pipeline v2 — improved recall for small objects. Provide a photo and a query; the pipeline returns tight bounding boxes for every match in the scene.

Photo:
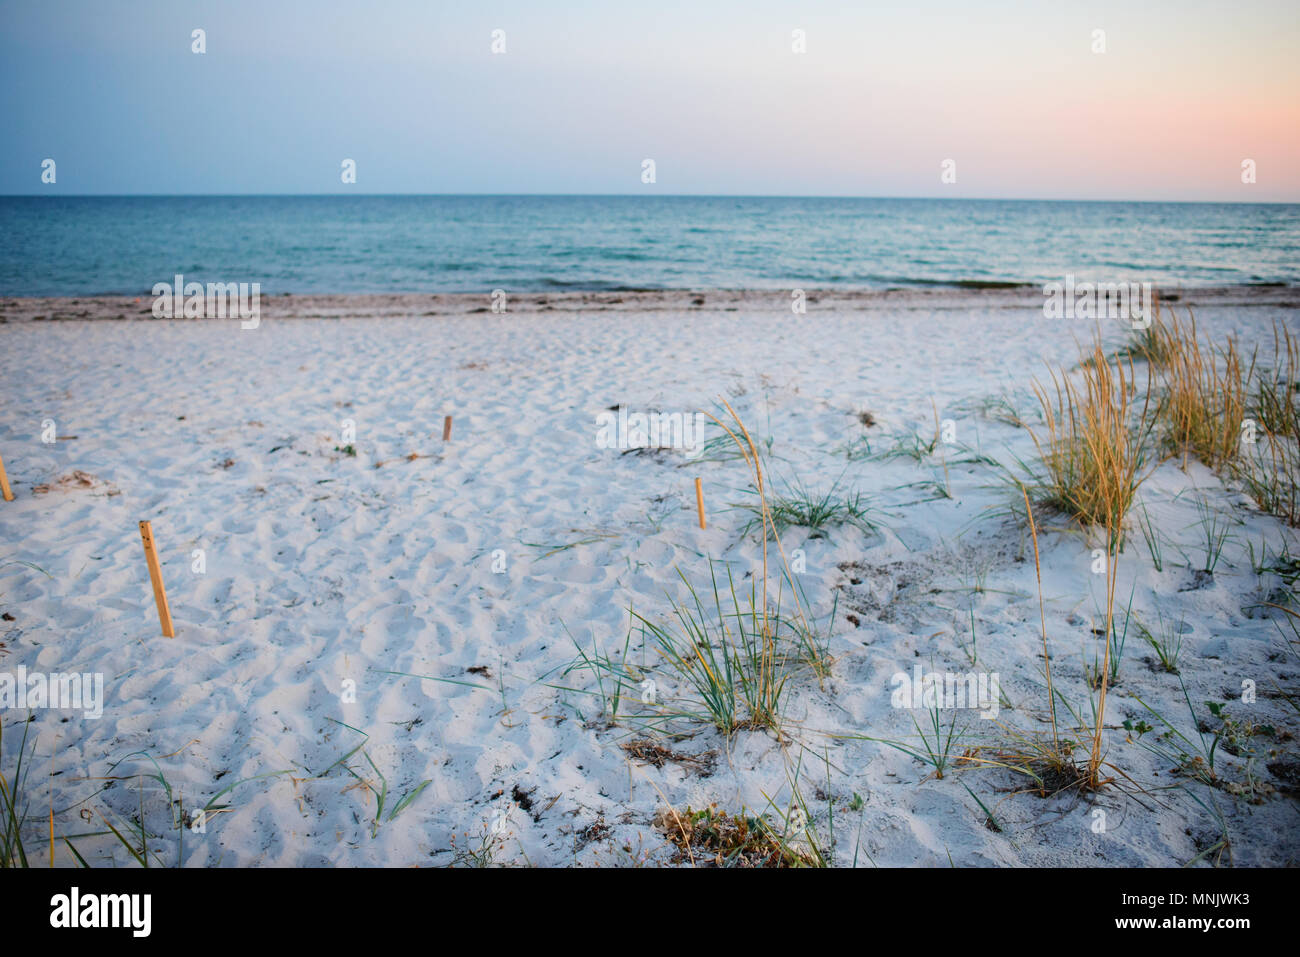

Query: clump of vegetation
[693,398,774,463]
[559,562,836,736]
[1251,538,1299,607]
[739,471,880,540]
[1154,308,1254,471]
[653,805,818,867]
[972,726,1090,798]
[1240,435,1300,527]
[634,564,787,734]
[873,430,941,463]
[562,402,826,737]
[854,684,970,781]
[777,578,839,683]
[1125,310,1296,526]
[979,393,1035,429]
[1136,612,1185,675]
[1029,341,1154,544]
[552,623,640,728]
[869,401,951,465]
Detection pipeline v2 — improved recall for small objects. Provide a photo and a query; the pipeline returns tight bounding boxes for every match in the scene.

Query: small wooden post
[694,478,707,530]
[138,521,175,638]
[442,415,453,442]
[0,450,14,501]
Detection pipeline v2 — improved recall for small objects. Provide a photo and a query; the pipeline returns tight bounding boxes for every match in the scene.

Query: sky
[1,0,1297,200]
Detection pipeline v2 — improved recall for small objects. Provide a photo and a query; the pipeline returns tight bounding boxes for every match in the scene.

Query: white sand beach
[1,288,1297,867]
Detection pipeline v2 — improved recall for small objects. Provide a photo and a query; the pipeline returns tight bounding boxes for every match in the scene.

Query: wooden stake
[695,477,707,530]
[138,520,175,638]
[442,415,453,442]
[0,450,13,501]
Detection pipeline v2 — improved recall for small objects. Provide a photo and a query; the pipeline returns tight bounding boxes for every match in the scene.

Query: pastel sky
[1,0,1297,200]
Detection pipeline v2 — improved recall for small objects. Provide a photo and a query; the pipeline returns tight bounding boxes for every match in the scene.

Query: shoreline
[2,283,1298,323]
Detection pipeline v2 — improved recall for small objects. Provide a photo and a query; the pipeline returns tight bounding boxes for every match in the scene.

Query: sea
[2,195,1297,297]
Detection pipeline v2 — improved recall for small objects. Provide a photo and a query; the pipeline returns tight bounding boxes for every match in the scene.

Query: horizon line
[2,192,1296,206]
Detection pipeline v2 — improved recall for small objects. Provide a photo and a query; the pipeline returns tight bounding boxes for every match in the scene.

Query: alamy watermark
[890,664,1000,719]
[1043,275,1152,329]
[50,887,150,937]
[1,666,103,719]
[596,407,707,454]
[152,274,260,329]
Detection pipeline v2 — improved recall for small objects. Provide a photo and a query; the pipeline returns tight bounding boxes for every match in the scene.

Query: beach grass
[625,401,812,736]
[1154,307,1254,471]
[1135,499,1165,572]
[775,571,838,682]
[1116,314,1174,367]
[854,685,970,781]
[1029,340,1154,544]
[738,471,880,540]
[554,623,640,727]
[1026,340,1151,783]
[634,564,786,734]
[1136,611,1186,675]
[0,714,34,868]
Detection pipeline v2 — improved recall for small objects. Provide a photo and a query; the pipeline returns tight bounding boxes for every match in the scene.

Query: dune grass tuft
[739,472,880,541]
[1154,307,1254,471]
[1029,341,1155,548]
[634,564,786,734]
[1137,611,1185,675]
[619,401,827,736]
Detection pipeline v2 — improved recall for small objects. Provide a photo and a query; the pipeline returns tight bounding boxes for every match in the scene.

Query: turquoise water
[2,195,1297,296]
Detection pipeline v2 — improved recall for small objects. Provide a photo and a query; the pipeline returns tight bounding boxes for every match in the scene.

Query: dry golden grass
[1030,341,1154,550]
[1154,306,1255,471]
[1027,342,1158,789]
[1141,308,1297,524]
